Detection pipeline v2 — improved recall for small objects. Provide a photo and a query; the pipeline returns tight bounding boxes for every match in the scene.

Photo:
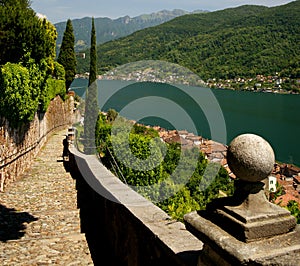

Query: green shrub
[0,62,40,126]
[95,112,234,221]
[39,77,66,112]
[53,61,65,80]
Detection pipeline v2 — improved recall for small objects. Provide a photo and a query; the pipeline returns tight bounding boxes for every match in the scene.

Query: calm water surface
[71,79,300,166]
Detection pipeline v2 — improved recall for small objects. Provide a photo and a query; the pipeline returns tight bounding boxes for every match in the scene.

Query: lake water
[71,78,300,166]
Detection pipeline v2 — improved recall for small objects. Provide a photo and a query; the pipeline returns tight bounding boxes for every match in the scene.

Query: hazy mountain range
[54,9,208,54]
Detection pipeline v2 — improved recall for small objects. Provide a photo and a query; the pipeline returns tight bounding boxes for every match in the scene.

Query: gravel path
[0,130,93,265]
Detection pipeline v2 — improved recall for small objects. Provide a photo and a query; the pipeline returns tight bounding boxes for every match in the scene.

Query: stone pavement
[0,130,93,265]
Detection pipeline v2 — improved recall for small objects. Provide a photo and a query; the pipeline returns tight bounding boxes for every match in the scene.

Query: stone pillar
[184,134,300,265]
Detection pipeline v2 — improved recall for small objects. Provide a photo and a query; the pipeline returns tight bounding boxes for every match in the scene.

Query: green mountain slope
[77,1,300,80]
[55,9,207,55]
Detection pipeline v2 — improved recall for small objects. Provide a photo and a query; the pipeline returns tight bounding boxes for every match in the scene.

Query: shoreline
[75,74,300,95]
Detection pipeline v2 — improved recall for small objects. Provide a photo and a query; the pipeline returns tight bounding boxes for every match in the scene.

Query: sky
[31,0,295,24]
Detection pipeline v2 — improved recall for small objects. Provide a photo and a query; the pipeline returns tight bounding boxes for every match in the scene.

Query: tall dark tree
[57,19,76,91]
[84,17,99,154]
[88,17,97,87]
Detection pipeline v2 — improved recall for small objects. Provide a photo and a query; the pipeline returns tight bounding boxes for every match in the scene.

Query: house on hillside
[293,175,300,192]
[280,164,300,177]
[275,193,300,207]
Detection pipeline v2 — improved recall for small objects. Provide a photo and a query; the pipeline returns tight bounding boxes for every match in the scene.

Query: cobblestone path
[0,130,93,265]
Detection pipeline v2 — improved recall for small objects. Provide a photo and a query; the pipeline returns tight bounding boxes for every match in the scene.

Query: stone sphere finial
[227,134,275,182]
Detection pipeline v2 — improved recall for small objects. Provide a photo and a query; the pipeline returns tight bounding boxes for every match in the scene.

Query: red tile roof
[275,194,300,207]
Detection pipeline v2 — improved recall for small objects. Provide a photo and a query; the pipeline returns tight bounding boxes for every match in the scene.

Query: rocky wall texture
[0,94,76,192]
[67,147,203,265]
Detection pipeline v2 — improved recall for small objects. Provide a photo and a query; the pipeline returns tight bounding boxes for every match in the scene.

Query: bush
[40,77,66,112]
[53,61,65,80]
[95,112,234,221]
[0,62,40,126]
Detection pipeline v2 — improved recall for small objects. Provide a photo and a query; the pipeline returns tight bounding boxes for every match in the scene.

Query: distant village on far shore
[75,70,300,94]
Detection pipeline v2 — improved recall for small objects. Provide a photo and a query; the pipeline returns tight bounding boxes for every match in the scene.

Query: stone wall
[67,146,203,265]
[0,95,77,191]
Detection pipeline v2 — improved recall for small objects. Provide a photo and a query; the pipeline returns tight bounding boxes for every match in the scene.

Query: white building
[267,175,277,192]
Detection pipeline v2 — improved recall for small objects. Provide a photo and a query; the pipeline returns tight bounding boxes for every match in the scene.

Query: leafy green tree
[0,0,57,68]
[107,108,118,123]
[0,63,40,127]
[94,112,235,221]
[286,200,300,224]
[0,0,30,6]
[84,17,99,154]
[0,0,65,126]
[57,19,76,92]
[159,187,200,222]
[95,112,112,159]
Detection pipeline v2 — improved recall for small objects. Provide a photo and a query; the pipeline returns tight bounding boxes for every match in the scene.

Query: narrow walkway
[0,130,93,265]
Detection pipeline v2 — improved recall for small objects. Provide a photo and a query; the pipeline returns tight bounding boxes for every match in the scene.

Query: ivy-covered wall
[0,95,76,192]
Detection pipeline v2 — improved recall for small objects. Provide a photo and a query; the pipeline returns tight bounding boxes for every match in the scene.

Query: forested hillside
[55,9,207,55]
[77,1,300,80]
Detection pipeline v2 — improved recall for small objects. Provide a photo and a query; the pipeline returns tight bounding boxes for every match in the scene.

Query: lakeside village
[207,74,300,94]
[75,71,300,94]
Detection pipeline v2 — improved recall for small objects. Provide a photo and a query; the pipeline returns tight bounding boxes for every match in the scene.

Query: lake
[71,78,300,166]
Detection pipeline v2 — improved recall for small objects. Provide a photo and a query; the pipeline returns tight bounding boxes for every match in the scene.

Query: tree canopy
[0,0,65,127]
[94,112,234,221]
[0,0,57,68]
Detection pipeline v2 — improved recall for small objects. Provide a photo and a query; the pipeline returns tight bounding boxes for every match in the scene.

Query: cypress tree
[88,17,97,87]
[84,17,99,154]
[57,19,76,92]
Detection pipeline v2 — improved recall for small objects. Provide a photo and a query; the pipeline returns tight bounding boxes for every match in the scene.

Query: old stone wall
[67,146,203,265]
[0,95,77,192]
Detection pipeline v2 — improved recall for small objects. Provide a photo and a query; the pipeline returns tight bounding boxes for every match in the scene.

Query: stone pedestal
[184,134,300,265]
[204,180,296,243]
[185,211,300,265]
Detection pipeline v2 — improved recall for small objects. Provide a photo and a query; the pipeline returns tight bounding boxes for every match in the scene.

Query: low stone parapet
[68,146,203,265]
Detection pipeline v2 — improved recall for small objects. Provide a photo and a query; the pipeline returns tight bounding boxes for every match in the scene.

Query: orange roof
[289,165,300,172]
[294,175,300,183]
[275,194,300,207]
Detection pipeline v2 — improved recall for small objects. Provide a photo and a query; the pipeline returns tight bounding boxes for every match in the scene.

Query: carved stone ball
[227,134,275,182]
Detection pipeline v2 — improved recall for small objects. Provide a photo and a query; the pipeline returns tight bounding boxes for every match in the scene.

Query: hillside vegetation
[90,112,234,221]
[77,1,300,80]
[55,9,207,54]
